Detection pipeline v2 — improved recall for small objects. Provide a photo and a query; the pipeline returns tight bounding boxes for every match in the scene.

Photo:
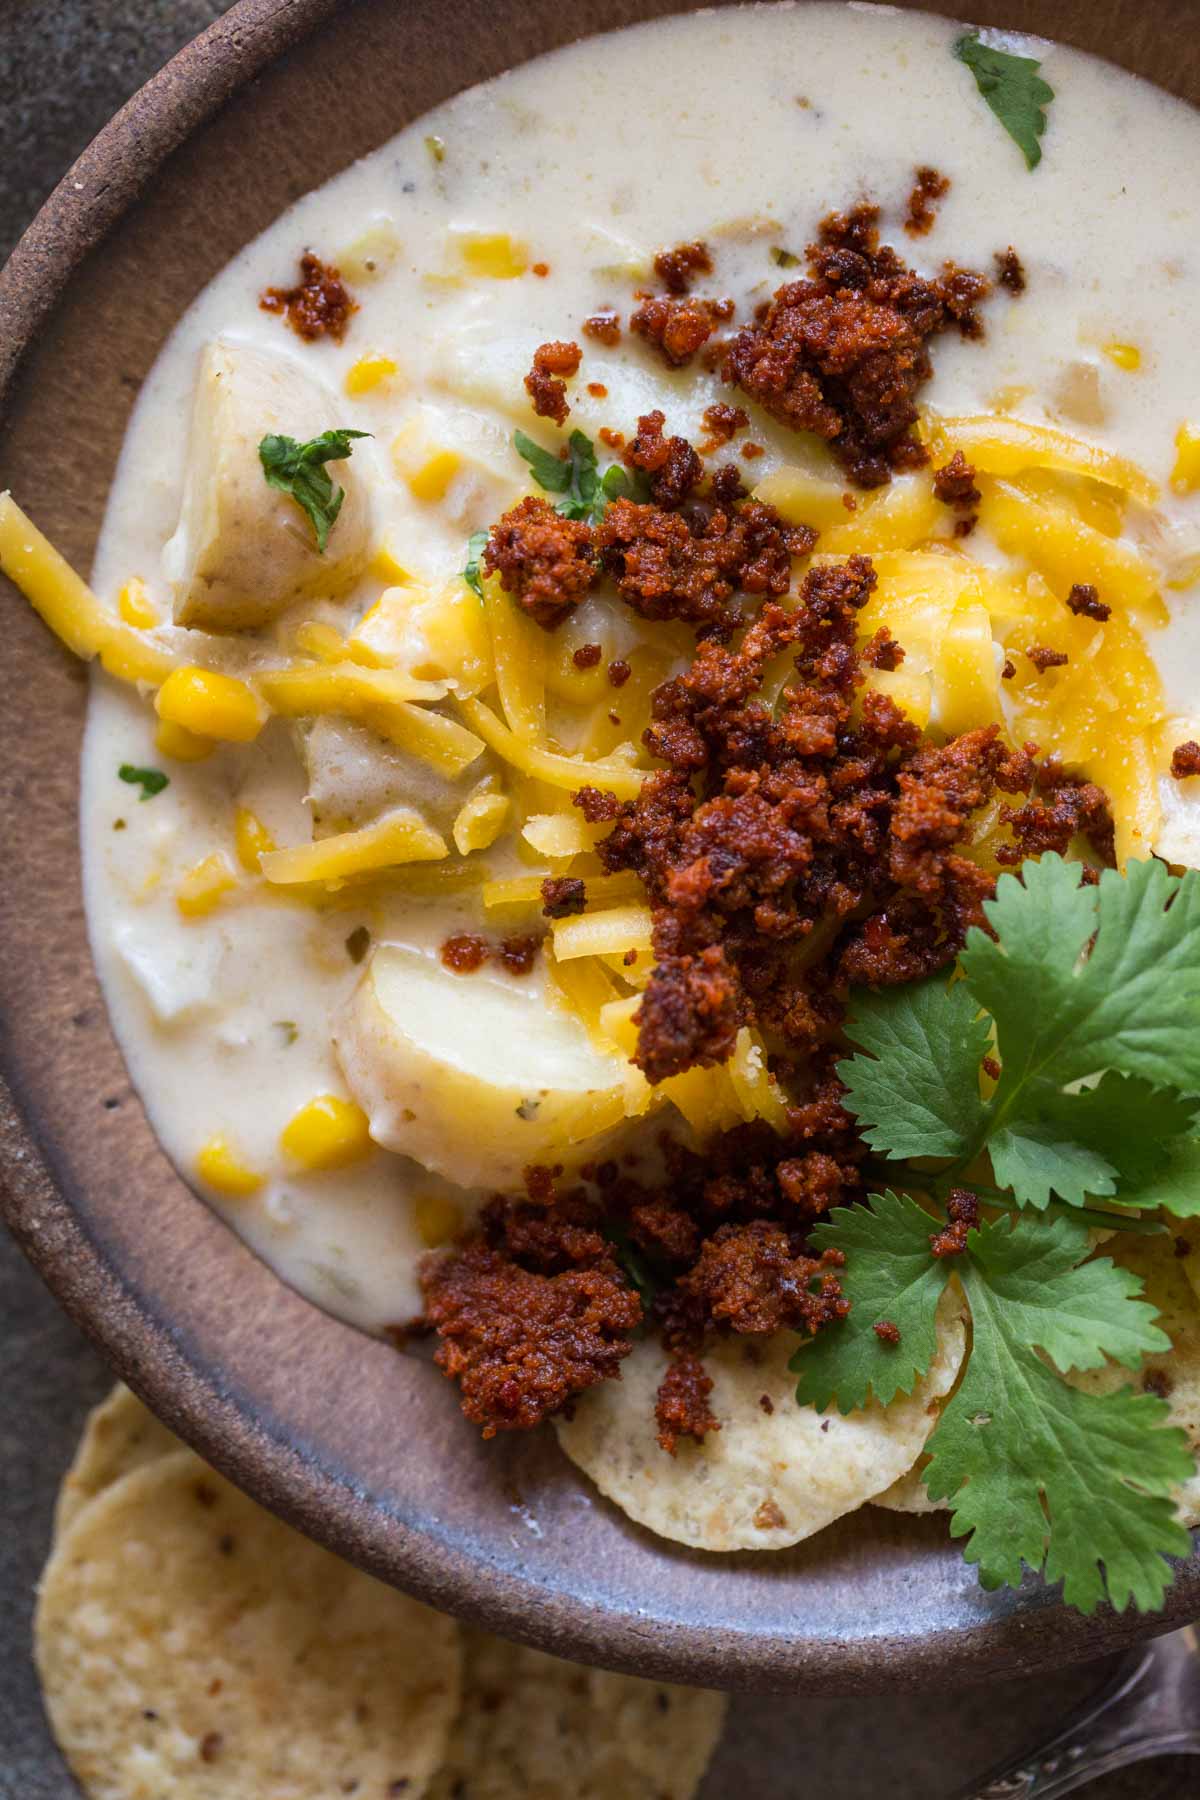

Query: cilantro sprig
[954,31,1055,170]
[514,427,650,524]
[259,429,370,552]
[793,855,1200,1614]
[460,428,650,592]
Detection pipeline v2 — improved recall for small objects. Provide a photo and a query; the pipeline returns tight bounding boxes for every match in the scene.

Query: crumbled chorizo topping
[653,240,714,294]
[259,252,358,341]
[873,1319,901,1344]
[1067,582,1110,622]
[723,203,991,485]
[904,166,950,237]
[929,1187,980,1258]
[699,402,749,454]
[631,293,734,368]
[995,246,1027,295]
[582,310,621,345]
[933,450,981,509]
[441,932,489,974]
[624,409,703,507]
[524,340,582,425]
[541,876,587,918]
[588,555,1059,1082]
[573,642,603,669]
[655,1352,719,1453]
[1171,741,1200,779]
[420,1197,641,1436]
[1027,644,1070,672]
[595,494,816,626]
[482,496,598,629]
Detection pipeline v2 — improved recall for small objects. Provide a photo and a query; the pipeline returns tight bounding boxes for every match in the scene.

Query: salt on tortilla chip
[1065,1233,1200,1528]
[555,1285,967,1551]
[53,1384,179,1540]
[36,1450,460,1800]
[427,1626,726,1800]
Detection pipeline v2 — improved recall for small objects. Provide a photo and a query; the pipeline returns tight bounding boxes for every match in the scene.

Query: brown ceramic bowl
[1,0,1198,1697]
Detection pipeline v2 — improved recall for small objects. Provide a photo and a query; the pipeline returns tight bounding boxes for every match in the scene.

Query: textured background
[0,3,1194,1795]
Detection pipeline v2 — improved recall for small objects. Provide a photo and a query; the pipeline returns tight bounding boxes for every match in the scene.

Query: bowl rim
[1,0,1198,1696]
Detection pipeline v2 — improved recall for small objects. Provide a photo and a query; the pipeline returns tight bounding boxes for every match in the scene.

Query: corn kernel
[1103,342,1141,372]
[1172,422,1200,495]
[344,353,399,396]
[415,1192,463,1247]
[397,446,461,503]
[280,1094,373,1172]
[292,619,348,663]
[234,806,276,873]
[370,540,416,585]
[453,788,510,854]
[456,231,528,279]
[155,717,214,762]
[196,1135,264,1198]
[156,666,266,743]
[118,576,157,628]
[176,852,238,918]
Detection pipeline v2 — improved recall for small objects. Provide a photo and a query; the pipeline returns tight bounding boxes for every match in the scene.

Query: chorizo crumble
[259,252,358,342]
[417,191,1108,1449]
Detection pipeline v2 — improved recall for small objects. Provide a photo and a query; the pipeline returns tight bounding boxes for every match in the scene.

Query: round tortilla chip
[871,1455,944,1514]
[427,1627,726,1800]
[36,1450,461,1800]
[1066,1233,1200,1528]
[555,1287,967,1551]
[53,1384,179,1540]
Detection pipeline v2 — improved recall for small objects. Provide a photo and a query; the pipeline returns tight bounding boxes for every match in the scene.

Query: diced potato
[166,340,371,633]
[298,716,482,838]
[334,946,632,1186]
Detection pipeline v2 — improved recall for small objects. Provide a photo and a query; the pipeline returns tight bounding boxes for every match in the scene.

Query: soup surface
[82,0,1200,1337]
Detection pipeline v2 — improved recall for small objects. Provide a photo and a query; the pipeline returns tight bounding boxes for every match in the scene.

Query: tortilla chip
[36,1450,460,1800]
[53,1384,179,1540]
[555,1286,967,1551]
[1066,1232,1200,1527]
[427,1627,725,1799]
[871,1456,945,1514]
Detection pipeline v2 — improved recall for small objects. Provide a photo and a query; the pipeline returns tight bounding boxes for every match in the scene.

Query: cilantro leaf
[954,31,1055,170]
[791,1191,950,1411]
[1116,1135,1200,1218]
[992,1075,1198,1211]
[963,856,1200,1102]
[118,764,168,801]
[839,976,990,1160]
[926,1212,1190,1612]
[462,529,488,599]
[601,1222,659,1313]
[258,428,370,552]
[515,428,638,522]
[600,463,653,504]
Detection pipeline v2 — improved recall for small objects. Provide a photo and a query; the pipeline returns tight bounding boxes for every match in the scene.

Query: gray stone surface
[0,6,1195,1797]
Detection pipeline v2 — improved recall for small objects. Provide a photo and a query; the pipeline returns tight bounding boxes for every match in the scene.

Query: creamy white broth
[82,1,1200,1333]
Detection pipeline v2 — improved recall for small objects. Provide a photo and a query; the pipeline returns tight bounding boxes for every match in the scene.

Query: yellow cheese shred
[458,695,645,800]
[260,810,447,885]
[0,493,173,685]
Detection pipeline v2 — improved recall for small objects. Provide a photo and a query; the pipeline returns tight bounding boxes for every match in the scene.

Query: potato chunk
[166,340,370,632]
[334,945,633,1188]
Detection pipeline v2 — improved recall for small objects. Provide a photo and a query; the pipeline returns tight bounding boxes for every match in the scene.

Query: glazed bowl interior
[2,0,1198,1694]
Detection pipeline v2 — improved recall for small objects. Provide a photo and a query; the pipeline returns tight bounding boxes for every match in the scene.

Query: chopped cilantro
[601,1221,660,1312]
[954,31,1055,170]
[425,133,446,164]
[258,428,371,552]
[514,427,644,523]
[462,529,488,598]
[118,764,168,801]
[793,853,1200,1614]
